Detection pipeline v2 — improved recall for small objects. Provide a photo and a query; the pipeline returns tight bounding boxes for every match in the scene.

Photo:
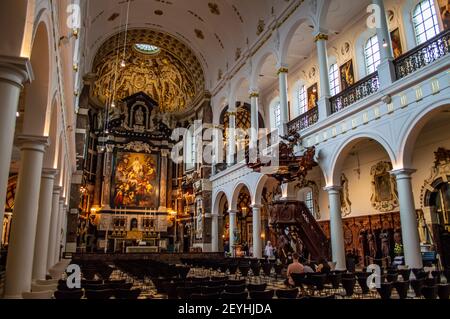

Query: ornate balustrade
[330,72,379,114]
[394,29,450,79]
[287,107,319,133]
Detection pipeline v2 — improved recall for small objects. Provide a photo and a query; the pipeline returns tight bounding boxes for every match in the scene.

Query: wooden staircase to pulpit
[246,132,330,263]
[268,199,330,262]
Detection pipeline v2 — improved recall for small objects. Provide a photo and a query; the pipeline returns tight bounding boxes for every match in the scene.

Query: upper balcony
[287,29,450,135]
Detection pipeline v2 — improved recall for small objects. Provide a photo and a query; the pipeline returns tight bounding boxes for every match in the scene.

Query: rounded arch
[231,76,250,104]
[230,182,253,211]
[279,17,312,65]
[355,28,377,78]
[399,99,450,169]
[254,175,269,206]
[328,132,397,186]
[22,17,52,137]
[213,189,230,216]
[251,50,279,87]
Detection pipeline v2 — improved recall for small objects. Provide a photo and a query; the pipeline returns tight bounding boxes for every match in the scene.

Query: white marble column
[212,213,219,252]
[372,0,394,62]
[32,168,58,280]
[228,210,237,256]
[0,56,32,242]
[252,205,263,259]
[277,66,289,136]
[159,150,169,211]
[315,33,332,120]
[249,91,259,149]
[4,135,48,298]
[227,111,237,166]
[372,0,396,89]
[391,169,423,269]
[325,186,346,271]
[54,199,65,264]
[47,186,61,270]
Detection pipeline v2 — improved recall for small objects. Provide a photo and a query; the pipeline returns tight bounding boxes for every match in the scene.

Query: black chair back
[275,288,298,299]
[422,285,438,299]
[114,289,141,299]
[85,289,114,300]
[225,284,246,293]
[221,291,248,300]
[438,284,449,300]
[249,290,274,300]
[393,280,409,299]
[54,289,83,300]
[247,283,267,292]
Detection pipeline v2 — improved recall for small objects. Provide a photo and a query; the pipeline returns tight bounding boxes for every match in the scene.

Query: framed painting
[370,162,399,212]
[112,152,160,209]
[340,60,355,90]
[390,28,403,59]
[307,83,318,110]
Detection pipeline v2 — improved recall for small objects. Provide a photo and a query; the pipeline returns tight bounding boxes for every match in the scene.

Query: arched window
[270,98,281,129]
[329,63,340,96]
[297,85,307,115]
[305,191,315,216]
[364,35,381,74]
[274,102,281,128]
[413,0,440,45]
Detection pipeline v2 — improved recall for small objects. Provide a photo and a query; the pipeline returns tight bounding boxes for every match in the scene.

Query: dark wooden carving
[268,200,330,263]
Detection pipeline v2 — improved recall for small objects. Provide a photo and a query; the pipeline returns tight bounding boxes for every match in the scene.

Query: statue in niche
[135,106,145,126]
[380,229,390,258]
[367,232,377,259]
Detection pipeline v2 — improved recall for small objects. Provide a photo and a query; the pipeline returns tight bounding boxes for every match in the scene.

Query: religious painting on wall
[370,161,399,212]
[339,60,355,90]
[307,83,318,110]
[390,28,403,59]
[438,0,450,30]
[112,152,160,209]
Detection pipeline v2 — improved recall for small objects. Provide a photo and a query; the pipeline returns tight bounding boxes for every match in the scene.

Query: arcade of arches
[0,0,450,300]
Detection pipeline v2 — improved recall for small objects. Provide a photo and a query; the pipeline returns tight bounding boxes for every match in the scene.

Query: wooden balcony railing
[330,72,380,114]
[287,107,319,133]
[394,29,450,79]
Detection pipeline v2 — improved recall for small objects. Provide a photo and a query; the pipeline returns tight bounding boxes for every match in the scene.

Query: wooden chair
[54,289,83,300]
[275,288,299,299]
[249,290,274,300]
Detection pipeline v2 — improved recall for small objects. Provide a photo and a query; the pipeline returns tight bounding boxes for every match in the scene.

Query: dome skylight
[134,43,161,55]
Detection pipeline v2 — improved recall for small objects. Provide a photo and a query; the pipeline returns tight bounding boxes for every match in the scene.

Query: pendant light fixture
[120,0,131,68]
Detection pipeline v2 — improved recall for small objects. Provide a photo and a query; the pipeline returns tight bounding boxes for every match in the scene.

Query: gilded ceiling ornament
[257,19,265,36]
[235,48,242,61]
[195,29,205,40]
[93,47,195,114]
[208,3,220,15]
[92,30,204,114]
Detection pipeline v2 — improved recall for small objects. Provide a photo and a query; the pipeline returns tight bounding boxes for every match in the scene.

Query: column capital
[277,67,289,75]
[228,209,238,215]
[251,204,263,209]
[42,168,59,179]
[314,33,329,42]
[249,92,260,98]
[16,135,49,153]
[0,55,33,88]
[324,186,342,193]
[226,111,237,116]
[97,145,105,153]
[390,168,417,179]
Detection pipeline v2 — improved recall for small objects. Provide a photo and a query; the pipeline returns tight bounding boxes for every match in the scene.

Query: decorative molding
[277,67,289,75]
[314,33,329,42]
[420,147,450,207]
[124,141,152,154]
[340,174,352,217]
